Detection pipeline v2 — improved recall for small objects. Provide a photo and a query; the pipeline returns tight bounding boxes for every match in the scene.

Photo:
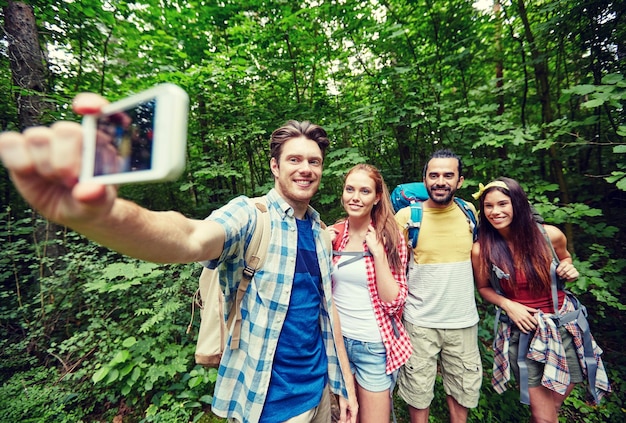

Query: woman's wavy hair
[342,164,403,274]
[477,177,552,294]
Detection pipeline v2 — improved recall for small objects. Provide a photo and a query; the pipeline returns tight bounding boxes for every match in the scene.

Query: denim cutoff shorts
[343,336,392,392]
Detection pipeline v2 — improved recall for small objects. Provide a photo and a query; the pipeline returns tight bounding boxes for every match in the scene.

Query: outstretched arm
[0,93,224,264]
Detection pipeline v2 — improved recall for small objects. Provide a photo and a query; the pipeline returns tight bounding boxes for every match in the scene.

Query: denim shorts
[343,337,393,392]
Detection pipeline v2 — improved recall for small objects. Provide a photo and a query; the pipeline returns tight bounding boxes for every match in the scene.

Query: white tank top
[332,254,382,342]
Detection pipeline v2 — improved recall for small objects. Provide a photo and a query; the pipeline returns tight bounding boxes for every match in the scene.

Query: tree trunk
[3,1,53,129]
[3,1,65,266]
[494,0,508,161]
[517,0,575,253]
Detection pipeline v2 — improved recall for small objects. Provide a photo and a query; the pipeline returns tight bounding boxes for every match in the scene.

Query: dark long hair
[477,177,552,294]
[342,164,403,274]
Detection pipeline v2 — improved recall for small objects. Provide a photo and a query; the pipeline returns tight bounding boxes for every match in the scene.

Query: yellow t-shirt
[395,200,479,328]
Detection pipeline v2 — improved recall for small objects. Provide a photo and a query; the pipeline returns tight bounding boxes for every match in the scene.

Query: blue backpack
[390,182,478,248]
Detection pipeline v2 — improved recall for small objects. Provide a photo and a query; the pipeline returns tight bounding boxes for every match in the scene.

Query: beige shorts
[397,322,482,409]
[283,384,331,423]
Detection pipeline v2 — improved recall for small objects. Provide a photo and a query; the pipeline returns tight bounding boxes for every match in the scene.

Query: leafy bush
[0,367,94,422]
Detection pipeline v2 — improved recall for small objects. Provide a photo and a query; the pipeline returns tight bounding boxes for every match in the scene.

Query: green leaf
[601,73,623,85]
[568,84,596,96]
[105,368,120,385]
[199,394,213,404]
[188,376,203,388]
[92,367,110,384]
[184,401,203,409]
[122,337,137,348]
[110,350,130,365]
[580,98,604,108]
[119,362,135,378]
[614,145,626,154]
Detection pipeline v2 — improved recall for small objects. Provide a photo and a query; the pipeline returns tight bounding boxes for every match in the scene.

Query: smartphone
[80,83,189,184]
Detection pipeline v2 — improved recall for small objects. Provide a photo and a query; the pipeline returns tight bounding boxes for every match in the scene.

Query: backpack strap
[406,201,423,249]
[489,263,510,343]
[331,220,373,267]
[536,224,601,403]
[536,222,563,313]
[331,221,347,251]
[453,198,478,242]
[405,197,476,251]
[228,196,271,350]
[333,250,373,268]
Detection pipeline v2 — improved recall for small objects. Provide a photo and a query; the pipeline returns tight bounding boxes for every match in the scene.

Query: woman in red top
[330,164,410,423]
[471,177,610,423]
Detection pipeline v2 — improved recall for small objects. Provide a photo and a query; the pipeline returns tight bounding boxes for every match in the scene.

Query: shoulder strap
[330,220,373,266]
[536,222,563,314]
[228,196,271,350]
[333,250,373,268]
[453,198,478,242]
[331,221,346,252]
[536,222,560,266]
[405,198,477,250]
[406,202,423,249]
[243,196,272,272]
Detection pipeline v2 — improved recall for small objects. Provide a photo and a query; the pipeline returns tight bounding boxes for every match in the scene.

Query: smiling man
[394,149,483,423]
[0,95,356,423]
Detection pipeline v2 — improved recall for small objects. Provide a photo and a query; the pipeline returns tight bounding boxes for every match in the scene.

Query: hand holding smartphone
[80,83,189,184]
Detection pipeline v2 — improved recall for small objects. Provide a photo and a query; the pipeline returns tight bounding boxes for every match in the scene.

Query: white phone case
[80,83,189,184]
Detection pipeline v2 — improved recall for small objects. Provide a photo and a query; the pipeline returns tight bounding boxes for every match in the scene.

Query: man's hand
[338,394,358,423]
[0,93,116,226]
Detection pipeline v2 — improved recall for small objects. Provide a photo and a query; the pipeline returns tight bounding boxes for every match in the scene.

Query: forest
[0,0,624,421]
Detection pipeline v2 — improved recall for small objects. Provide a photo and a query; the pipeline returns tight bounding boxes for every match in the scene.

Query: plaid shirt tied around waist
[492,295,611,404]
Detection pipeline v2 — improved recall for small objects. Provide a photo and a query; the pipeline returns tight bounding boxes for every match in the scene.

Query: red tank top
[501,270,565,312]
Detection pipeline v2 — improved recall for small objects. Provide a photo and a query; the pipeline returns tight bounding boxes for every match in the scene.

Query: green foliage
[0,208,218,421]
[606,145,626,192]
[0,367,94,422]
[569,244,626,316]
[1,0,625,421]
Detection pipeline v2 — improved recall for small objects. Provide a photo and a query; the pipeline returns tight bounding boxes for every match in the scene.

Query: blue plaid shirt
[206,189,347,423]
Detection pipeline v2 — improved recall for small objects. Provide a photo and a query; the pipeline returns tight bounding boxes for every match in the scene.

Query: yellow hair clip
[472,180,509,200]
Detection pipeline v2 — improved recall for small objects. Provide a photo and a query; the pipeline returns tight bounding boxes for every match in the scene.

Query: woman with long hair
[330,164,411,423]
[471,177,610,423]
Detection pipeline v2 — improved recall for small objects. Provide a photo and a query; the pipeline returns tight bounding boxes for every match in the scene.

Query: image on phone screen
[94,100,156,177]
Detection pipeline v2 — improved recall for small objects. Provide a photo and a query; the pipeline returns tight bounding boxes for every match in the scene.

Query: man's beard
[427,186,456,205]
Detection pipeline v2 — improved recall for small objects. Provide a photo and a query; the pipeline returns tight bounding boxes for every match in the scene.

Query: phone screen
[93,99,156,177]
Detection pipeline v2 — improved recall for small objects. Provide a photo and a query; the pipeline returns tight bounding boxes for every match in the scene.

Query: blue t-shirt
[260,215,328,422]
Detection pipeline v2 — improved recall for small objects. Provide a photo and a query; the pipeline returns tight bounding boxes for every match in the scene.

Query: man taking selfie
[0,92,357,423]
